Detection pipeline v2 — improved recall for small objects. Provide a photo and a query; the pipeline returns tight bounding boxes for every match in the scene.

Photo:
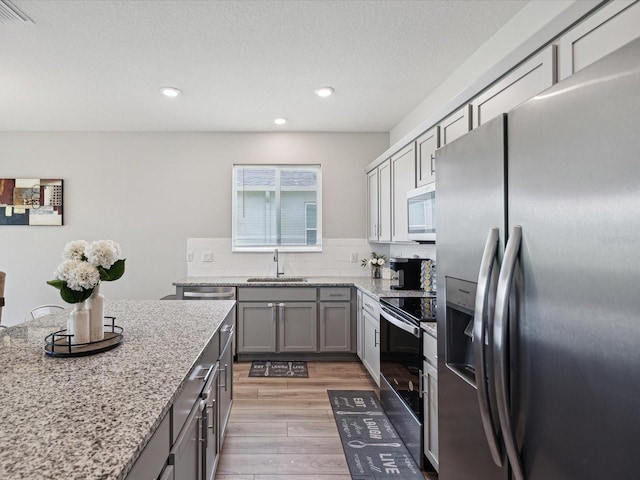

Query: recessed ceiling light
[314,86,334,98]
[160,86,182,98]
[274,117,287,125]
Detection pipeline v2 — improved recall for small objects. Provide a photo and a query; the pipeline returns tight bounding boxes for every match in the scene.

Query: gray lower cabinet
[172,399,205,480]
[217,329,233,444]
[319,287,353,353]
[237,287,318,354]
[362,302,380,387]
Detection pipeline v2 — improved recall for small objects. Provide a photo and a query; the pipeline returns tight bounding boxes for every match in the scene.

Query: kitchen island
[0,299,235,480]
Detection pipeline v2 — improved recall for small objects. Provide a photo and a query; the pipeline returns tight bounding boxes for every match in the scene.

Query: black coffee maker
[389,257,423,290]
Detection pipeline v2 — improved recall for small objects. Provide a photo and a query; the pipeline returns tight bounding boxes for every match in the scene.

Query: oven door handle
[380,309,420,338]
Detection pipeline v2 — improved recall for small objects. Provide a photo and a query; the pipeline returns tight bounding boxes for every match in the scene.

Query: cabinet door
[319,302,352,352]
[416,126,440,186]
[362,309,380,386]
[170,400,204,480]
[278,302,318,352]
[557,0,640,80]
[378,159,392,242]
[367,168,379,241]
[202,366,220,480]
[356,290,364,360]
[473,45,556,127]
[391,143,416,242]
[218,334,233,448]
[125,412,171,480]
[237,302,276,353]
[423,361,439,470]
[440,105,472,146]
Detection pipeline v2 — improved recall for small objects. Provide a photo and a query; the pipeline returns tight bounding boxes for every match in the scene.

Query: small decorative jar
[67,301,90,345]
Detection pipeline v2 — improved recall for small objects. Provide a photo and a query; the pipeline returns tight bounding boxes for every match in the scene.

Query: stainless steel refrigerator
[435,36,640,480]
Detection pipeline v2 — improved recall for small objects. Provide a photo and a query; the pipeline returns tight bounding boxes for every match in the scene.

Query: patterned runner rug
[248,360,308,377]
[328,390,424,479]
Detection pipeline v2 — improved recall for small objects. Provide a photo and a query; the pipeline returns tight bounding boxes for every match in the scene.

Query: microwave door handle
[380,309,420,338]
[473,227,503,467]
[494,225,524,480]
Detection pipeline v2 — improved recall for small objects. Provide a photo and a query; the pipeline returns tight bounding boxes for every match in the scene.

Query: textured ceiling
[0,0,528,132]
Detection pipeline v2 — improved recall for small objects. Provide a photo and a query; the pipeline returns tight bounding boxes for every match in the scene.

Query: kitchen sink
[246,277,307,283]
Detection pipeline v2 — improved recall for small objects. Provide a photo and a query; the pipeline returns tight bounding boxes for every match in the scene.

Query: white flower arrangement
[361,252,387,268]
[48,240,126,303]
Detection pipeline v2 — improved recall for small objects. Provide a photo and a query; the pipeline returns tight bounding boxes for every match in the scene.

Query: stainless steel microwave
[407,183,435,242]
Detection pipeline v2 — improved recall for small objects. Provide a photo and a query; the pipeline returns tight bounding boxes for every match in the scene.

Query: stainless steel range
[379,295,436,468]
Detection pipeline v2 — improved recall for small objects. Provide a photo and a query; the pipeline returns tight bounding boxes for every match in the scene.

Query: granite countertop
[173,275,432,300]
[0,299,235,480]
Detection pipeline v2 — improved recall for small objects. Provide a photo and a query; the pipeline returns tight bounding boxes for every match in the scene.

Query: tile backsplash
[186,238,436,278]
[186,238,390,278]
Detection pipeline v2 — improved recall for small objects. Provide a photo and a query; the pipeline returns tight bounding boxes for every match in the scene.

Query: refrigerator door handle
[473,227,503,467]
[493,225,524,480]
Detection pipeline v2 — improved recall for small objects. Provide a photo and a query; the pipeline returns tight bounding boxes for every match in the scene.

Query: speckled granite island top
[0,299,235,480]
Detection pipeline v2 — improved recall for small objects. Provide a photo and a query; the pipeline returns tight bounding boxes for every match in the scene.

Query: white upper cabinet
[473,45,556,128]
[391,143,416,242]
[440,105,472,146]
[557,0,640,81]
[367,159,391,242]
[416,126,440,187]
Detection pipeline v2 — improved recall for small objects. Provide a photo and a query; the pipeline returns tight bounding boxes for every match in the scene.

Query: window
[233,165,322,251]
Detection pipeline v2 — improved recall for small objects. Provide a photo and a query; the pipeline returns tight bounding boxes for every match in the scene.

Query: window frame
[232,164,322,252]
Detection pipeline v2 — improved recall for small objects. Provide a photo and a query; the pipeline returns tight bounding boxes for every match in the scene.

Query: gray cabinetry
[171,399,205,480]
[423,332,439,471]
[217,323,233,451]
[367,159,391,242]
[473,45,556,128]
[416,126,440,187]
[126,309,235,480]
[237,287,318,354]
[356,290,363,360]
[319,288,353,353]
[237,302,277,352]
[557,0,640,80]
[391,143,416,242]
[440,105,472,146]
[125,412,171,480]
[361,294,380,387]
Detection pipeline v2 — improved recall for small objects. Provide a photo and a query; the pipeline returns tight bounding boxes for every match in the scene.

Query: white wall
[0,131,388,326]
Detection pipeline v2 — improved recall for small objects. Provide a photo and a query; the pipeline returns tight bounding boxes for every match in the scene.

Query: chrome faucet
[273,248,284,278]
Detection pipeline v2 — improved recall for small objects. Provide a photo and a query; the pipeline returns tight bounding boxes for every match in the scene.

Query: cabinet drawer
[172,334,219,438]
[238,287,316,302]
[319,287,352,301]
[423,332,437,366]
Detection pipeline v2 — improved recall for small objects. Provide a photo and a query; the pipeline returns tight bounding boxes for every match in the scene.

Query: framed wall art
[0,178,63,226]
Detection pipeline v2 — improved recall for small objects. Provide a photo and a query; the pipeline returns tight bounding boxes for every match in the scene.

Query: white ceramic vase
[67,301,90,345]
[88,283,105,342]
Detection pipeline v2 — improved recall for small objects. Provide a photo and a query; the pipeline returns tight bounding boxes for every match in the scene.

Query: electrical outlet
[187,252,194,262]
[201,251,213,262]
[350,252,358,263]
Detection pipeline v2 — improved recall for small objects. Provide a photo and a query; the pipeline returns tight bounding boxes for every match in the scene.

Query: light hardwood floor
[214,361,437,480]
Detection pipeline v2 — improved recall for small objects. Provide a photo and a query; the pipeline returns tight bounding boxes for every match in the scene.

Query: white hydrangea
[85,240,122,269]
[377,258,385,266]
[56,259,100,291]
[62,240,88,261]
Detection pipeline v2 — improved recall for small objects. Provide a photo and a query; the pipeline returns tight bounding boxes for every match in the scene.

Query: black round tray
[44,316,124,357]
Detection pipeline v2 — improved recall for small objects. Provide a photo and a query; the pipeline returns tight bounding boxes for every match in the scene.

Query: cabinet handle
[196,364,214,382]
[219,364,229,392]
[200,408,208,448]
[363,302,374,313]
[430,153,435,175]
[208,399,216,430]
[374,329,379,347]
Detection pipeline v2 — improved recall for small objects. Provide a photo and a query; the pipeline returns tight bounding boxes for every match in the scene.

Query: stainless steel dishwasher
[174,286,237,359]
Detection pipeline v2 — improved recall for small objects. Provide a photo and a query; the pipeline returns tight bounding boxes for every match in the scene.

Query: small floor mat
[328,390,424,480]
[249,360,308,377]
